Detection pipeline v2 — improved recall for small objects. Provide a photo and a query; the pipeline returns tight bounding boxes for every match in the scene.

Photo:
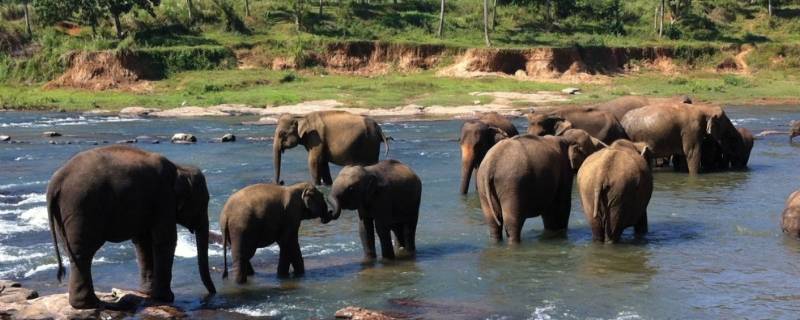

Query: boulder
[335,306,401,320]
[43,131,62,137]
[171,133,197,144]
[561,87,581,95]
[119,107,161,117]
[220,134,236,143]
[0,135,10,142]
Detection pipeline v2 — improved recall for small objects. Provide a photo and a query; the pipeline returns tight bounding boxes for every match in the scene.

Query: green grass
[2,69,797,112]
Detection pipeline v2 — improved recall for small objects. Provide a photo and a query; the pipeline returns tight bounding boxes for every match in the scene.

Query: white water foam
[0,116,144,128]
[0,206,49,235]
[0,246,47,263]
[0,193,46,207]
[21,257,111,278]
[228,306,281,317]
[175,231,223,258]
[0,180,48,191]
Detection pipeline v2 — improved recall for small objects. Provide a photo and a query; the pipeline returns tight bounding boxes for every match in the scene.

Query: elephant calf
[329,160,422,260]
[477,129,605,244]
[577,140,653,243]
[782,190,800,237]
[460,112,519,194]
[220,182,333,283]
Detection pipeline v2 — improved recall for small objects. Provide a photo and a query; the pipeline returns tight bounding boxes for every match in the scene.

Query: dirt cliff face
[312,41,449,75]
[46,51,157,91]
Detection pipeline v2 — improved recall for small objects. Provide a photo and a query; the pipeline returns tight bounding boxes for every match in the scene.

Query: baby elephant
[577,140,653,243]
[220,182,333,283]
[328,160,422,260]
[781,190,800,237]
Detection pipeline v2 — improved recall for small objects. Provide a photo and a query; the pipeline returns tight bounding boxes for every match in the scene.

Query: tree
[244,0,250,16]
[104,0,160,38]
[483,0,491,47]
[21,0,32,36]
[437,0,444,38]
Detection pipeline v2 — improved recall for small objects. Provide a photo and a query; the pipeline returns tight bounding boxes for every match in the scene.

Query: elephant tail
[47,187,74,283]
[482,176,503,227]
[378,125,391,158]
[593,184,611,242]
[222,218,229,279]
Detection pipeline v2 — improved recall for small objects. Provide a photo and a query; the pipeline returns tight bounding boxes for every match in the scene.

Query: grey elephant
[588,96,652,121]
[577,140,653,243]
[460,112,519,194]
[621,102,738,175]
[476,129,605,244]
[273,111,389,185]
[782,190,800,237]
[328,160,421,260]
[46,145,215,309]
[526,107,628,144]
[220,182,333,283]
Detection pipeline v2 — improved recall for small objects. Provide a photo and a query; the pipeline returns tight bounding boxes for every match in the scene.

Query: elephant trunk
[273,141,283,184]
[328,195,342,220]
[460,145,475,195]
[195,217,216,295]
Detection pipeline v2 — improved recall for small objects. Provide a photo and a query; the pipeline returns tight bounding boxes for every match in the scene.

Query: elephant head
[791,121,800,142]
[728,127,754,170]
[297,182,333,224]
[610,140,653,166]
[273,114,311,184]
[557,129,605,170]
[526,113,573,136]
[173,165,216,295]
[328,165,375,219]
[459,120,508,194]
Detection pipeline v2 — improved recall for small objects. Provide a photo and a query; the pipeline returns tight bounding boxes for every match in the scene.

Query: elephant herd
[45,98,800,309]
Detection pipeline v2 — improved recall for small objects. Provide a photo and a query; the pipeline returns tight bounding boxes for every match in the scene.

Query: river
[1,106,799,319]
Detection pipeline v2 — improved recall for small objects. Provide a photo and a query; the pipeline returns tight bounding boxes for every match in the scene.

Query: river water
[1,107,800,319]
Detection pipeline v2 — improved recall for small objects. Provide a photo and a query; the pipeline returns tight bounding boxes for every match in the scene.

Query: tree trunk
[319,0,323,15]
[658,0,664,37]
[112,12,124,39]
[768,0,772,18]
[437,0,444,38]
[22,0,32,37]
[483,0,491,47]
[187,0,194,22]
[490,0,497,31]
[245,0,251,16]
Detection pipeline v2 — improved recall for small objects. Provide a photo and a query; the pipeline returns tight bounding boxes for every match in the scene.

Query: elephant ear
[298,112,325,141]
[554,120,573,136]
[567,143,587,171]
[633,142,653,163]
[297,117,312,140]
[488,126,509,143]
[590,137,607,151]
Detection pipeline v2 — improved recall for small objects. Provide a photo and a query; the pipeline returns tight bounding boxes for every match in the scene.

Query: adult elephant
[46,145,215,309]
[476,129,605,244]
[460,112,519,194]
[621,102,737,175]
[577,140,653,243]
[220,182,332,283]
[588,96,652,121]
[273,111,389,185]
[328,160,421,260]
[526,107,628,144]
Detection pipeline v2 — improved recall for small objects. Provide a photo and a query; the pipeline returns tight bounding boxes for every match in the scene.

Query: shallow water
[1,107,800,319]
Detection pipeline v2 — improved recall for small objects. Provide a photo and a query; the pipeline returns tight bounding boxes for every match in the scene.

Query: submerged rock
[120,107,161,117]
[220,133,236,142]
[0,135,10,142]
[43,131,62,137]
[171,133,197,144]
[135,135,160,144]
[335,306,401,320]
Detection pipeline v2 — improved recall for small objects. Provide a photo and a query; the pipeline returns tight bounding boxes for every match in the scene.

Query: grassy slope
[1,0,800,110]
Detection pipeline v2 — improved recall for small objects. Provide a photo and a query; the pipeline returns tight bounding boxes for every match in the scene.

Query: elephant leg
[683,140,702,175]
[391,225,406,251]
[245,260,255,276]
[504,219,523,245]
[67,245,102,309]
[132,236,155,295]
[149,226,177,302]
[230,239,248,284]
[484,214,503,242]
[320,161,333,186]
[289,239,305,276]
[543,185,571,234]
[402,223,416,253]
[307,148,326,185]
[375,224,395,260]
[359,218,377,260]
[634,212,648,237]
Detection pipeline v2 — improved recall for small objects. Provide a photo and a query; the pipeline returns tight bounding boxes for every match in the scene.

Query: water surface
[1,107,800,319]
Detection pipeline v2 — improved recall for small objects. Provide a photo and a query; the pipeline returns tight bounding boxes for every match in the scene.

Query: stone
[135,136,160,144]
[220,133,236,143]
[119,107,161,117]
[561,87,581,95]
[171,133,197,144]
[335,306,400,320]
[0,135,9,142]
[514,69,528,77]
[116,139,137,144]
[43,131,61,137]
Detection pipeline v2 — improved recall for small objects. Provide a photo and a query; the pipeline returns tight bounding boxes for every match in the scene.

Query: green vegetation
[1,0,800,110]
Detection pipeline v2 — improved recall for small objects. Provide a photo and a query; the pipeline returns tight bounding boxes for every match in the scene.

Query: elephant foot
[69,294,102,310]
[277,271,291,279]
[360,257,377,266]
[149,289,175,303]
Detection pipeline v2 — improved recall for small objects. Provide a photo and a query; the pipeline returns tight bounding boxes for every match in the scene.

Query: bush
[132,45,236,77]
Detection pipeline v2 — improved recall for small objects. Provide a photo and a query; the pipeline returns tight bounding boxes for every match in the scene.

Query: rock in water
[43,131,62,137]
[221,134,236,142]
[335,306,401,320]
[0,135,10,142]
[135,136,160,144]
[171,133,197,144]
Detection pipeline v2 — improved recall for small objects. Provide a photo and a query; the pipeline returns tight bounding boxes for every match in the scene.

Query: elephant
[577,139,653,243]
[46,145,215,309]
[588,96,652,121]
[273,111,389,185]
[730,127,754,169]
[526,107,628,144]
[220,182,333,283]
[621,102,738,175]
[782,190,800,237]
[790,121,800,142]
[460,112,519,194]
[476,129,605,244]
[328,160,421,260]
